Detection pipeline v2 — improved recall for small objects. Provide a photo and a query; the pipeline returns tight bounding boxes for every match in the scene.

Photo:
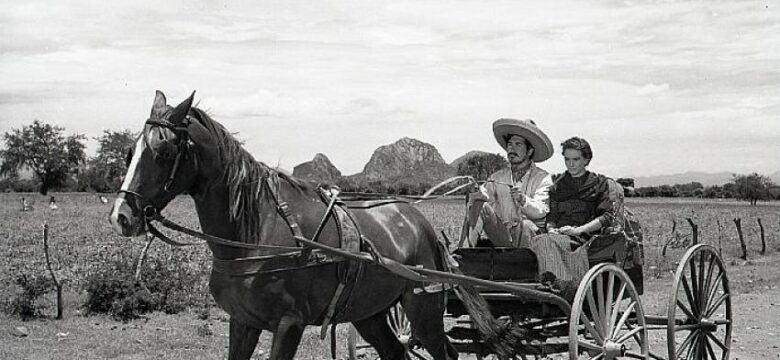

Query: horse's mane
[189,108,310,243]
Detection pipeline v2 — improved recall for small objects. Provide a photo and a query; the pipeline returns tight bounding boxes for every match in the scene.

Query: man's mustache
[507,152,519,157]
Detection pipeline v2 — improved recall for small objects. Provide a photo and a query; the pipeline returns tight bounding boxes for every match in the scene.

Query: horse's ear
[170,91,196,125]
[151,90,167,118]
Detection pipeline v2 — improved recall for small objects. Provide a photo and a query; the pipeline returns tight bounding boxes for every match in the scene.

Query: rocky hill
[352,137,455,185]
[450,150,493,170]
[292,153,342,184]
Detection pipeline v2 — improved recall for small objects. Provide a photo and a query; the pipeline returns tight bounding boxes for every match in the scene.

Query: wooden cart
[348,239,731,360]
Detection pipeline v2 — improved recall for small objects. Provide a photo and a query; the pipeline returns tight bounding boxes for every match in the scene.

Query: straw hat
[492,118,553,162]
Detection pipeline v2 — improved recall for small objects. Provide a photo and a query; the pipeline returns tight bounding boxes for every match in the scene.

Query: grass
[1,192,779,358]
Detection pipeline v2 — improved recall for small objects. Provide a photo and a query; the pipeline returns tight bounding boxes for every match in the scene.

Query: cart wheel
[667,244,732,360]
[347,303,429,360]
[569,263,649,359]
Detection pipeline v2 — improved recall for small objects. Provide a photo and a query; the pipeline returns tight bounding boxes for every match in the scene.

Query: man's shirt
[480,163,553,229]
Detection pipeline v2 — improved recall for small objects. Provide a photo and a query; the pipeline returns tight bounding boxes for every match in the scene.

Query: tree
[457,153,507,181]
[0,120,86,194]
[731,173,774,205]
[79,130,136,192]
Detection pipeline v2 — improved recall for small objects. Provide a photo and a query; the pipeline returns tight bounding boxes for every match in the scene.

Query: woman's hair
[561,136,593,160]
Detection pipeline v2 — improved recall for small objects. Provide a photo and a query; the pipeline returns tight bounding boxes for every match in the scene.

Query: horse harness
[125,115,417,339]
[125,171,406,339]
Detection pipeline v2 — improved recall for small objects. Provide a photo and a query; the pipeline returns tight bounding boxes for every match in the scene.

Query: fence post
[42,224,63,319]
[734,218,747,260]
[686,218,698,246]
[758,218,765,255]
[716,219,724,256]
[662,219,677,257]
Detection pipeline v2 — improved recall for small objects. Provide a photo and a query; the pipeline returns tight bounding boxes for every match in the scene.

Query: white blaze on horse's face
[109,137,146,236]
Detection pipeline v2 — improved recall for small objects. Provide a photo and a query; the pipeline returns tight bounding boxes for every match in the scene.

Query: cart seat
[453,247,537,282]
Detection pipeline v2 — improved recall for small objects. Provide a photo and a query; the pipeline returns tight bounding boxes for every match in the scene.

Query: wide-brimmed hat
[492,118,553,162]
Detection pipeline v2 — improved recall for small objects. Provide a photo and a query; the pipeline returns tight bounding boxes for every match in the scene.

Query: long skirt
[527,233,589,283]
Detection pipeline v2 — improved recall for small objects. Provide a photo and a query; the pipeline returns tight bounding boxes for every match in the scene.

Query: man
[464,118,554,248]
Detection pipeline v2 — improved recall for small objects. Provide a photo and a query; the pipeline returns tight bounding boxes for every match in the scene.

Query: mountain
[633,171,735,187]
[352,137,455,185]
[771,171,780,185]
[449,150,493,170]
[292,153,342,184]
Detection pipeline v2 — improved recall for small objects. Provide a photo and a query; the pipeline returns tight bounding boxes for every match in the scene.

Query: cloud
[636,83,670,96]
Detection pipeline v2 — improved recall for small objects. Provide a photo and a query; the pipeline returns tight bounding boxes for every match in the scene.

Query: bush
[84,246,209,321]
[6,274,55,320]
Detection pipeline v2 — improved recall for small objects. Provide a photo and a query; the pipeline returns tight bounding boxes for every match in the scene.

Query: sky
[1,0,778,178]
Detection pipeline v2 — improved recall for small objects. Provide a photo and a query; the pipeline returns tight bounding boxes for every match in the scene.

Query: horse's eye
[156,141,178,160]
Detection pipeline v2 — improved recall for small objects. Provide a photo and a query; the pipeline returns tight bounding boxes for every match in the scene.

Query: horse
[109,91,459,360]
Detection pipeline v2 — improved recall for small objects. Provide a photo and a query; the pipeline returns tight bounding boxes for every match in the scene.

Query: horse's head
[109,90,200,237]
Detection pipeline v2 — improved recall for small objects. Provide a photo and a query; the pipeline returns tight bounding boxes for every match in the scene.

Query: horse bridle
[118,116,193,220]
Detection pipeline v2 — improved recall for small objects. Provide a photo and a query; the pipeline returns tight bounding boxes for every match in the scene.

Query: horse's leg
[228,318,262,360]
[353,309,406,360]
[401,292,458,360]
[267,315,305,360]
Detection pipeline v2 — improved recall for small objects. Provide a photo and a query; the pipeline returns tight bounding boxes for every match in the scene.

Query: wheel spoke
[702,254,717,308]
[624,351,648,359]
[680,276,700,316]
[698,252,707,312]
[613,301,637,338]
[605,272,616,336]
[704,269,724,308]
[596,273,606,336]
[580,311,605,345]
[704,293,729,318]
[609,283,627,337]
[410,349,427,360]
[675,329,699,359]
[586,287,605,342]
[676,299,696,321]
[704,337,718,360]
[706,332,728,351]
[616,325,643,343]
[578,339,602,351]
[689,258,700,316]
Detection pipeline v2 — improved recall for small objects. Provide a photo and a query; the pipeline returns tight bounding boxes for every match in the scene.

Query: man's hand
[468,190,488,204]
[510,187,526,206]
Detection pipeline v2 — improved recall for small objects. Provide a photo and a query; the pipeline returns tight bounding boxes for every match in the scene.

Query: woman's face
[563,148,589,177]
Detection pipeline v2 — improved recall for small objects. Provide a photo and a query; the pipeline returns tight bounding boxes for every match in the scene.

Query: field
[1,193,779,359]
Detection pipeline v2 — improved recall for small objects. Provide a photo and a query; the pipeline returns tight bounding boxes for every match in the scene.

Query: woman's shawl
[548,171,614,229]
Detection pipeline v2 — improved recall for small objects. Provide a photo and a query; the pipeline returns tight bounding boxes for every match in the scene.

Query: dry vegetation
[1,193,779,359]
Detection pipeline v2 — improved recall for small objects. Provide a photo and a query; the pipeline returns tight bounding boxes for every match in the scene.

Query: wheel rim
[667,245,732,360]
[570,263,649,359]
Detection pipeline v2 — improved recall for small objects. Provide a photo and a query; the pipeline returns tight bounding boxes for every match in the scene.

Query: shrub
[6,274,54,320]
[83,246,209,321]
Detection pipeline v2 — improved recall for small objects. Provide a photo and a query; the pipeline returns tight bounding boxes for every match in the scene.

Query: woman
[529,136,615,297]
[546,137,615,239]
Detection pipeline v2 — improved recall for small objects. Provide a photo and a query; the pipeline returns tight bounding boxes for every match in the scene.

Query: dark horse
[109,91,458,360]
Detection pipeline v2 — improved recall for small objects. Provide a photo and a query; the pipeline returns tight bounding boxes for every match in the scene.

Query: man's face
[506,135,532,164]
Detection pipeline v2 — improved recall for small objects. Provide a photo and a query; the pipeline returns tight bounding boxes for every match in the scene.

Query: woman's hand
[558,225,583,236]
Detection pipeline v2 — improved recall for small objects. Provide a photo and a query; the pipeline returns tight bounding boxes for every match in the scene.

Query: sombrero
[492,118,553,162]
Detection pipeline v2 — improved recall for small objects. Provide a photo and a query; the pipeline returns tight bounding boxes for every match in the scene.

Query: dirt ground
[2,252,779,359]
